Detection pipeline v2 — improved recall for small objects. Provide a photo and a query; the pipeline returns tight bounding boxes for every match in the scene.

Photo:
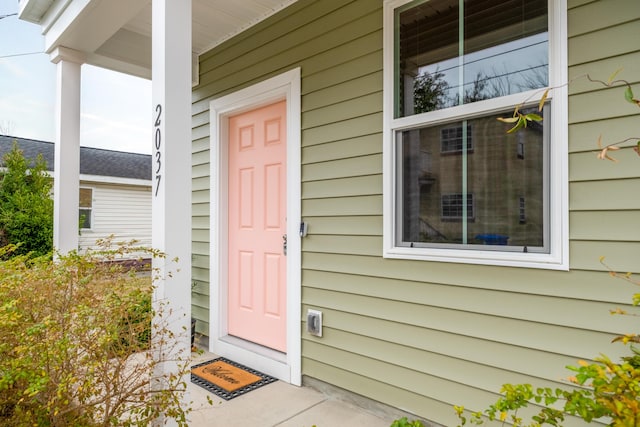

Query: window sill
[383,246,568,270]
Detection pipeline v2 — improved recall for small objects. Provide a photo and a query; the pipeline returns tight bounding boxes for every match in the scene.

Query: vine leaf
[607,68,623,85]
[624,86,640,106]
[538,88,550,111]
[497,116,519,123]
[596,134,620,162]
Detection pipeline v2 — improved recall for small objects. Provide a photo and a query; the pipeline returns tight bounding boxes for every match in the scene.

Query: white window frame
[382,0,568,270]
[79,186,93,230]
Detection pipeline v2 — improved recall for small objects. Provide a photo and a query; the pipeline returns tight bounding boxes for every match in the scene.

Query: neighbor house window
[440,125,473,153]
[383,0,567,269]
[79,188,93,229]
[441,193,474,220]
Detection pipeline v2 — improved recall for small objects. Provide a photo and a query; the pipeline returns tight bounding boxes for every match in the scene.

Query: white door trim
[209,68,301,385]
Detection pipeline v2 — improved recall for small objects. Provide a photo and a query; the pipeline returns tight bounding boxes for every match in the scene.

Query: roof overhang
[18,0,299,79]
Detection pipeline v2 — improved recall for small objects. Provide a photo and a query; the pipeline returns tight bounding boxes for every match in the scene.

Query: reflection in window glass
[441,193,474,219]
[397,108,547,251]
[396,0,548,117]
[441,125,472,153]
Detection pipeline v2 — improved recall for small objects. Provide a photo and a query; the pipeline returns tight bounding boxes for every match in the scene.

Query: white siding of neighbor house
[78,182,152,253]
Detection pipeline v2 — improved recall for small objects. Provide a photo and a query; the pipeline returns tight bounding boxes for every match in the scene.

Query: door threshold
[213,335,290,382]
[220,335,287,363]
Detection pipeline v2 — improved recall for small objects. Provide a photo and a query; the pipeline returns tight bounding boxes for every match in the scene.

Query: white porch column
[151,0,192,422]
[50,47,85,255]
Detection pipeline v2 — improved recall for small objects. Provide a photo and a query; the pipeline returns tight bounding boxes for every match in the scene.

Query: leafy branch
[451,69,640,427]
[497,70,640,162]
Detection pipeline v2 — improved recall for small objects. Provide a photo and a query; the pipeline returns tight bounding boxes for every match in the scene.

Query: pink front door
[227,100,287,353]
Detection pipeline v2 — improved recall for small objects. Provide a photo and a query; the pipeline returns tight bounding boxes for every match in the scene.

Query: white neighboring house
[0,135,152,254]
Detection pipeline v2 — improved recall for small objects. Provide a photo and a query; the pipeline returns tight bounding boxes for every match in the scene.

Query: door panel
[228,100,287,352]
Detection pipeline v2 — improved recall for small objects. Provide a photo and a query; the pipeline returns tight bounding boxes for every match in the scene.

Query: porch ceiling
[18,0,298,79]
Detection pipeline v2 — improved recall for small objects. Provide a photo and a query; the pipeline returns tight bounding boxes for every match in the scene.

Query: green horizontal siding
[568,0,639,37]
[570,211,640,241]
[190,0,640,424]
[569,115,638,152]
[302,195,382,216]
[301,305,577,382]
[301,113,383,147]
[301,216,382,236]
[301,253,632,303]
[302,72,382,112]
[301,270,632,337]
[570,179,640,210]
[568,20,640,66]
[303,175,381,198]
[568,51,640,95]
[569,88,639,123]
[302,134,381,164]
[302,154,381,181]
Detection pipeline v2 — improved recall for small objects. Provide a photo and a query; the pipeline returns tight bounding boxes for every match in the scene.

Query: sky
[0,0,152,154]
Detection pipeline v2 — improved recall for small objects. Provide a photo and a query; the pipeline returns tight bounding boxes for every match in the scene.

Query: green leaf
[607,68,623,85]
[524,113,543,122]
[624,86,634,103]
[506,118,525,134]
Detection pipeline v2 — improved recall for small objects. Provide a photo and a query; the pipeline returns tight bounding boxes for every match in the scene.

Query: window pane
[79,208,91,229]
[396,0,548,117]
[397,107,547,251]
[79,188,92,208]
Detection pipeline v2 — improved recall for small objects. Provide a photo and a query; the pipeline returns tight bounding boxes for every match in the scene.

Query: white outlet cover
[307,309,323,337]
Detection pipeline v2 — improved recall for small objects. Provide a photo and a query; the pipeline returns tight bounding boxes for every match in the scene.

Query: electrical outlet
[307,309,323,337]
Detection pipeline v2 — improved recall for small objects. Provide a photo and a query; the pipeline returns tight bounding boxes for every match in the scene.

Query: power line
[0,13,18,20]
[0,51,45,59]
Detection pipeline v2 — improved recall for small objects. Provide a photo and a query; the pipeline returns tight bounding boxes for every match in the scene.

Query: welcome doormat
[191,357,277,400]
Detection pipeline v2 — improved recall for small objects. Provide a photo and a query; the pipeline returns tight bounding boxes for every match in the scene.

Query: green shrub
[391,417,426,427]
[0,243,191,426]
[0,142,53,257]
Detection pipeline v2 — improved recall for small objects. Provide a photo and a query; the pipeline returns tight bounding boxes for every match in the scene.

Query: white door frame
[209,68,301,385]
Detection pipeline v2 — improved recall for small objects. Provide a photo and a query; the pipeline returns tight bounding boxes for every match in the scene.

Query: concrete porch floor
[188,350,395,427]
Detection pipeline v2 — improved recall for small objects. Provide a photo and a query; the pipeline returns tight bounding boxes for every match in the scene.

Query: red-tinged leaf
[596,135,603,149]
[538,88,549,111]
[607,68,623,85]
[635,141,640,156]
[608,145,620,151]
[497,116,519,123]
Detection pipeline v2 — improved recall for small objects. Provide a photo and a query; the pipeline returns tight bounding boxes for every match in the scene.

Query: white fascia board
[18,0,56,24]
[42,0,148,56]
[79,174,151,187]
[42,0,88,52]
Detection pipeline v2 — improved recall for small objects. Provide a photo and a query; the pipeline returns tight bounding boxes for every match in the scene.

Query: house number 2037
[154,104,162,197]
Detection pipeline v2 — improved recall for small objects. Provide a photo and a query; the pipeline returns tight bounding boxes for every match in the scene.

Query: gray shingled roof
[0,135,151,181]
